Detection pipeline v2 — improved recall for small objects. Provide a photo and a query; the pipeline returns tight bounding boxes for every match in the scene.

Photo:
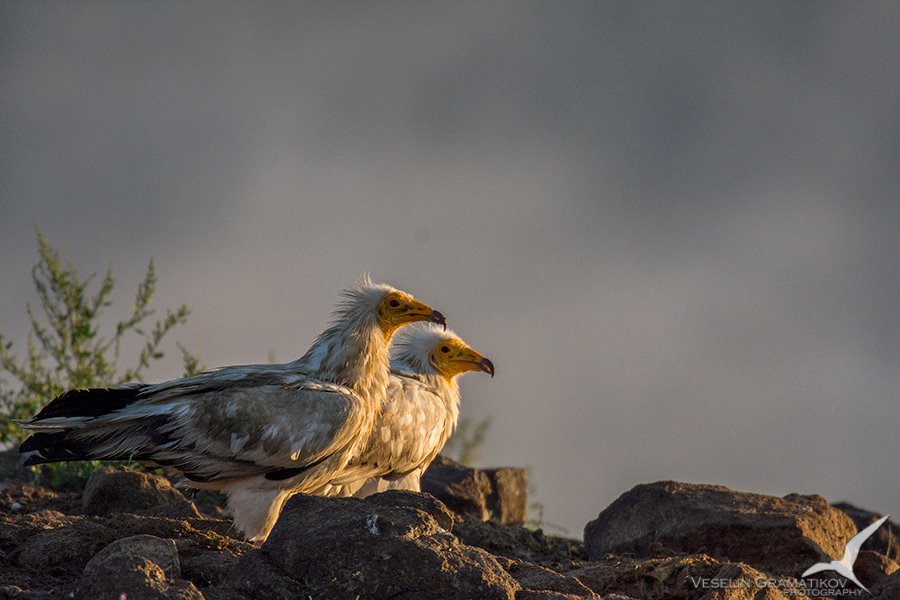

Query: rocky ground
[0,451,897,600]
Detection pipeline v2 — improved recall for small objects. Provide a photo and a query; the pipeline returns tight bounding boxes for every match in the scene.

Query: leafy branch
[0,229,200,447]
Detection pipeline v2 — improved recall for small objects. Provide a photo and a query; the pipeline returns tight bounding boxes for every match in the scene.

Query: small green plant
[521,466,568,535]
[0,230,200,484]
[443,415,492,466]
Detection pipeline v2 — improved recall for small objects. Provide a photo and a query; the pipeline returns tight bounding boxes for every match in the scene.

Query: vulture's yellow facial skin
[429,338,495,380]
[376,292,446,336]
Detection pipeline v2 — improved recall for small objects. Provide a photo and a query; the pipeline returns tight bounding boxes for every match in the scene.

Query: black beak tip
[480,357,495,377]
[429,310,447,330]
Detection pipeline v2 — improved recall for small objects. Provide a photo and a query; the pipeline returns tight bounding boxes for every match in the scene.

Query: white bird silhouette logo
[801,515,890,593]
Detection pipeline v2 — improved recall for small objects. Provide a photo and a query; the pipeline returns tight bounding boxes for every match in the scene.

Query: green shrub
[443,416,492,466]
[0,230,200,483]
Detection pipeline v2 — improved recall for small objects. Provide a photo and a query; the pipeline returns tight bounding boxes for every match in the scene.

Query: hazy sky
[2,3,899,536]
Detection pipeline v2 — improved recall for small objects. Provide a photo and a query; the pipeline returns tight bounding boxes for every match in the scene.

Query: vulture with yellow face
[19,277,445,542]
[322,323,493,497]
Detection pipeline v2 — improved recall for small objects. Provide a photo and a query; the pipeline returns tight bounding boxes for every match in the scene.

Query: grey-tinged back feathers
[19,278,438,542]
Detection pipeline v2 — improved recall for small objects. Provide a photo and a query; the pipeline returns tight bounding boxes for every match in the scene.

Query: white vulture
[320,323,493,498]
[19,277,445,542]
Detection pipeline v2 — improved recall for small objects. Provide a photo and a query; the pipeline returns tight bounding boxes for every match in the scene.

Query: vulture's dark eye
[440,345,450,353]
[389,299,400,308]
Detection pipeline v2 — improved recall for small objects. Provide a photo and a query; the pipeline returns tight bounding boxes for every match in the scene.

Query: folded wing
[20,365,365,487]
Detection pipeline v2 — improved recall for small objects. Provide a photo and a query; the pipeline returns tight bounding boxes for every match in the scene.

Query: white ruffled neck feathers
[390,323,461,377]
[294,276,397,401]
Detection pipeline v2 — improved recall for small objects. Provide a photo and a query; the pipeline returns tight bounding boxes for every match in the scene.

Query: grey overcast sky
[2,2,899,536]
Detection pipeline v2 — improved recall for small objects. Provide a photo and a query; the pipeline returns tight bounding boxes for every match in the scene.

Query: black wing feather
[31,386,146,420]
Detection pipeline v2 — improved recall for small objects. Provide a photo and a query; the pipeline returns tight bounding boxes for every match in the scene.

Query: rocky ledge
[0,455,897,599]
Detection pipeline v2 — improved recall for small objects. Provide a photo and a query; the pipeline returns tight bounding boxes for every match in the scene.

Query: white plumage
[320,323,494,498]
[19,277,445,542]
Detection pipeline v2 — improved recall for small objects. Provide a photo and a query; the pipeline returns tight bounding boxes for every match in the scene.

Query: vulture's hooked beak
[442,344,494,378]
[477,356,495,377]
[427,310,447,330]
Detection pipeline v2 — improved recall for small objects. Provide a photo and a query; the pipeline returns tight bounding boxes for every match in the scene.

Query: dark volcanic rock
[76,554,204,600]
[6,466,894,600]
[224,551,307,600]
[76,533,203,599]
[484,466,528,524]
[833,501,900,563]
[422,454,493,521]
[871,569,900,600]
[18,520,118,575]
[854,550,899,591]
[229,490,519,600]
[506,560,599,598]
[584,481,856,575]
[179,548,241,588]
[515,591,593,600]
[1,483,78,516]
[567,554,790,600]
[0,584,53,600]
[455,517,584,563]
[82,467,201,519]
[422,456,529,524]
[84,535,181,580]
[9,502,247,591]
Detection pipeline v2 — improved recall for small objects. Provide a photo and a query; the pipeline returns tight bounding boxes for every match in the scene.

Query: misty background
[2,3,898,536]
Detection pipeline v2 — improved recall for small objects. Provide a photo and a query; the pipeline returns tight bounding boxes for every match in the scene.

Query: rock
[567,554,790,600]
[0,586,53,600]
[225,551,307,600]
[515,591,592,600]
[12,503,246,586]
[871,569,900,600]
[0,479,224,597]
[75,554,204,600]
[584,481,857,575]
[97,511,243,550]
[421,456,530,525]
[833,502,900,562]
[422,455,493,521]
[179,549,240,588]
[0,585,23,600]
[17,520,118,575]
[84,535,181,580]
[76,534,203,600]
[0,588,52,600]
[82,467,201,518]
[506,560,598,598]
[0,483,73,515]
[229,490,519,599]
[455,517,584,563]
[854,550,899,590]
[10,463,893,600]
[484,467,528,524]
